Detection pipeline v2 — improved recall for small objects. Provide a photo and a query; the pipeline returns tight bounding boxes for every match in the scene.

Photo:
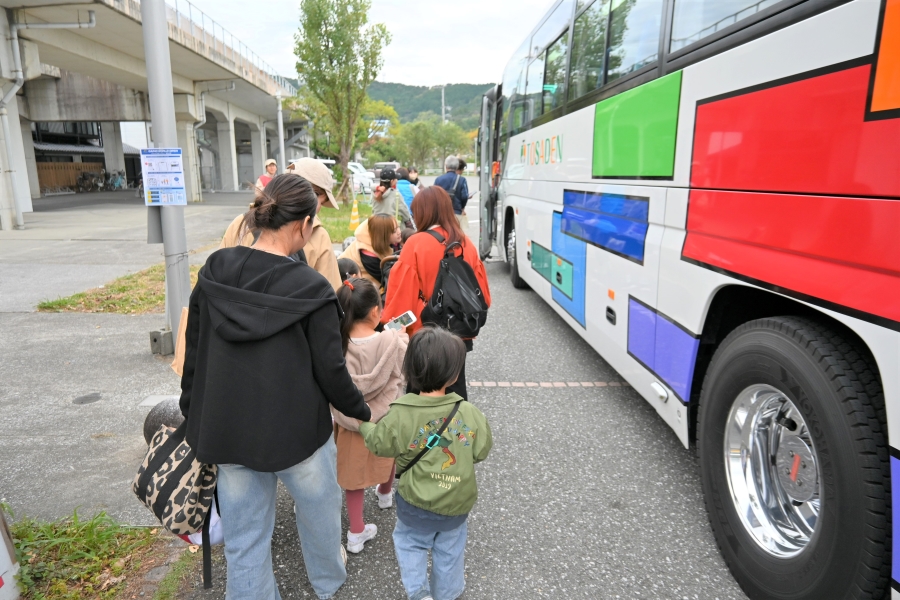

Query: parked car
[371,161,400,180]
[347,162,374,193]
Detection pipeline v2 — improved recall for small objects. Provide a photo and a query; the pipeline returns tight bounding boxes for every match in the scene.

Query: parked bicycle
[106,170,127,191]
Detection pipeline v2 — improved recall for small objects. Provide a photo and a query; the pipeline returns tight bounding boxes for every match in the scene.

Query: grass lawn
[318,197,372,244]
[36,264,200,314]
[2,506,178,600]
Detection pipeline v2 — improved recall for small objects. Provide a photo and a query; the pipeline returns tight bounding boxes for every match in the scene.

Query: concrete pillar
[20,118,40,199]
[250,125,265,179]
[176,121,201,202]
[216,118,238,191]
[0,95,34,227]
[100,122,127,183]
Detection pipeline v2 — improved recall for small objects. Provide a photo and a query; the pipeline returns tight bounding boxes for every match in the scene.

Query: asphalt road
[184,258,749,600]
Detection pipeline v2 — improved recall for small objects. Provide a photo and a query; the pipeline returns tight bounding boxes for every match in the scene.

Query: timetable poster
[140,148,187,206]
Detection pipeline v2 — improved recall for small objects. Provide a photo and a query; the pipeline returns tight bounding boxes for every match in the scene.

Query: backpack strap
[395,401,462,479]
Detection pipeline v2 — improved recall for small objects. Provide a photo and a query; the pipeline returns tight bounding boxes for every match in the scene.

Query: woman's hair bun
[242,174,318,232]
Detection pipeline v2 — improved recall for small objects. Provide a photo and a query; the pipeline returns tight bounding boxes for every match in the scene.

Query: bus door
[478,85,501,259]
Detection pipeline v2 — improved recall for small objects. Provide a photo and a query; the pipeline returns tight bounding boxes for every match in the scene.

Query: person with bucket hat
[284,158,343,290]
[255,158,278,191]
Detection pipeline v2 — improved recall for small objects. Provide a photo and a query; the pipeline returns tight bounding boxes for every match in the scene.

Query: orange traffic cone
[349,197,360,231]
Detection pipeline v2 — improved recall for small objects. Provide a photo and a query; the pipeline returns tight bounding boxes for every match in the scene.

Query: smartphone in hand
[385,310,416,331]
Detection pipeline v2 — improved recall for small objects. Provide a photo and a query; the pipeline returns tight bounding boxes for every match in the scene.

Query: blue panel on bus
[893,456,900,584]
[561,191,649,263]
[627,297,699,403]
[551,212,586,327]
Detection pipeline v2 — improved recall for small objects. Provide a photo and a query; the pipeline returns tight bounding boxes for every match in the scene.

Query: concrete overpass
[0,0,306,229]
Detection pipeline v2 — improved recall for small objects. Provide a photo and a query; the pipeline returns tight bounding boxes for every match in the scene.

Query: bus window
[502,38,531,135]
[532,0,575,53]
[607,0,665,82]
[543,31,569,114]
[670,0,782,52]
[568,0,610,102]
[525,55,546,124]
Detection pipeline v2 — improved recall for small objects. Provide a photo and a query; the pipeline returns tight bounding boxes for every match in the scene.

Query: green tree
[434,122,470,164]
[295,0,390,203]
[394,120,435,169]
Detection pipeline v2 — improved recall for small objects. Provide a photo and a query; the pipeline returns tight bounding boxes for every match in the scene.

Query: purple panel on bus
[627,297,700,403]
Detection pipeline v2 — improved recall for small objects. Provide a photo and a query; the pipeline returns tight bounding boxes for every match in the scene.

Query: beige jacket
[332,329,408,432]
[338,219,391,288]
[307,216,341,290]
[220,214,255,248]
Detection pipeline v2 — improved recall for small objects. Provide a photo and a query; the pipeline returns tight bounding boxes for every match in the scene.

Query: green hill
[367,81,495,131]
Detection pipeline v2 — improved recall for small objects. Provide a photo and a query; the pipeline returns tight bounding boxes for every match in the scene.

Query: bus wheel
[506,223,528,289]
[698,317,889,600]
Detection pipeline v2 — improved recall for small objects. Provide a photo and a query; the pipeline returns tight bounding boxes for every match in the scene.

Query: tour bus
[476,1,899,598]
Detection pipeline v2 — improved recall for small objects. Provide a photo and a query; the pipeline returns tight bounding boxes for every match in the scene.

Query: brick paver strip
[469,381,626,389]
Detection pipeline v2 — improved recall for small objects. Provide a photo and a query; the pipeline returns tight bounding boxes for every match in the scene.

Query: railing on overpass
[102,0,297,98]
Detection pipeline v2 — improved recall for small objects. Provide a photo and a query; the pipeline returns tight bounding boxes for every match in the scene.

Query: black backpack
[419,231,488,338]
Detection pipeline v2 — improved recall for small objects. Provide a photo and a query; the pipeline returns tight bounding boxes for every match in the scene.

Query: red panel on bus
[683,190,900,323]
[690,65,900,198]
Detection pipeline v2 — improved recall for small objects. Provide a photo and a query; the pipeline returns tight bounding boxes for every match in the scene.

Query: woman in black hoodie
[180,174,371,600]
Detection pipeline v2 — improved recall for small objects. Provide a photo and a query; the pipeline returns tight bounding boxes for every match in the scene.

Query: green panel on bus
[531,242,553,281]
[592,71,682,178]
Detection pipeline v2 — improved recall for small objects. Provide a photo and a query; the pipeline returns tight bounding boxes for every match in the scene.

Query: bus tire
[507,221,528,289]
[697,316,889,600]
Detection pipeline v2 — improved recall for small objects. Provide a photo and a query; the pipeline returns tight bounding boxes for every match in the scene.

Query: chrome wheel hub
[507,229,516,265]
[724,384,820,557]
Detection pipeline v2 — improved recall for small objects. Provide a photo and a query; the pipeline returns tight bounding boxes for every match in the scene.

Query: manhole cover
[73,392,101,405]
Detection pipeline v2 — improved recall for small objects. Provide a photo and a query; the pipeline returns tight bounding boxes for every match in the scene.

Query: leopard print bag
[132,423,217,535]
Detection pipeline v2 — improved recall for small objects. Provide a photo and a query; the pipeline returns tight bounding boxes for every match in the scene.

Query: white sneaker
[376,488,393,509]
[346,524,377,553]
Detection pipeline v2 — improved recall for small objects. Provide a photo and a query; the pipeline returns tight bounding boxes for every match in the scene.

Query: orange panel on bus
[872,0,900,112]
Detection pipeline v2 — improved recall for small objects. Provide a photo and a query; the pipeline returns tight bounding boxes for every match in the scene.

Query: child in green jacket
[359,327,492,600]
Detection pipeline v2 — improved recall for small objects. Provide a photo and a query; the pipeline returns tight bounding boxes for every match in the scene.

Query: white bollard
[0,510,21,600]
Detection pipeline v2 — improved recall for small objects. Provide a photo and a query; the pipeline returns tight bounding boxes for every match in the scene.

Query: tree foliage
[294,0,390,203]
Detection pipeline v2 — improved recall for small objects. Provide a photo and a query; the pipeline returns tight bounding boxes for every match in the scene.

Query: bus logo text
[521,135,563,166]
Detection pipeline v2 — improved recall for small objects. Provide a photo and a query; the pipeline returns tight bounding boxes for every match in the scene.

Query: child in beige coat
[333,277,408,553]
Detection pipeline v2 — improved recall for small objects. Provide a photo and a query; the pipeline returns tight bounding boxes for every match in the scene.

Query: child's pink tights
[346,465,396,534]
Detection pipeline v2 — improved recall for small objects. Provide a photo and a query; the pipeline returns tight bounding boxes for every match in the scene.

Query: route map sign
[140,148,187,206]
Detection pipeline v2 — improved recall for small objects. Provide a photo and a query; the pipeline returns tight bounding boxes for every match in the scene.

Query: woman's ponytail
[335,278,382,355]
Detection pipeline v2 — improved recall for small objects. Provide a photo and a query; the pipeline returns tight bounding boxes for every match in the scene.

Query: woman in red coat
[382,186,491,399]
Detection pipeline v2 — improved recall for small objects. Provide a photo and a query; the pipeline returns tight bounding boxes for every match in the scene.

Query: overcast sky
[174,0,553,87]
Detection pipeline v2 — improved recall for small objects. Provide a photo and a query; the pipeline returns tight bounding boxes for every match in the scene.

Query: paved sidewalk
[0,192,252,524]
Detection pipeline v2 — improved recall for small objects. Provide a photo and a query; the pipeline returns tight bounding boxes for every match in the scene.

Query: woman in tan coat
[333,277,408,553]
[338,215,401,291]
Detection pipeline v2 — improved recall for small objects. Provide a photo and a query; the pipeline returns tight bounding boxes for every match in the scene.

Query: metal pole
[441,85,446,124]
[142,0,191,336]
[276,91,285,170]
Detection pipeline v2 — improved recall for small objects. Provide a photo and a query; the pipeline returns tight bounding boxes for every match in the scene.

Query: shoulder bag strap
[451,174,460,193]
[395,401,462,479]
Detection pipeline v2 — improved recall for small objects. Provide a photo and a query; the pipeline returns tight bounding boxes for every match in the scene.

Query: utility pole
[441,85,446,124]
[276,91,286,170]
[142,0,191,343]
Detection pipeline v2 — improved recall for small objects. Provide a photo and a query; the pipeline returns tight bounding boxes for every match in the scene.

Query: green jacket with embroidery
[359,392,492,516]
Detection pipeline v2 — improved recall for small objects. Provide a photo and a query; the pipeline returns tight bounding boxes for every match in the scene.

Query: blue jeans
[217,438,346,600]
[392,518,467,600]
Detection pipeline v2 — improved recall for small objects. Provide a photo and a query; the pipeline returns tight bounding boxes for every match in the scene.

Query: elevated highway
[0,0,305,228]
